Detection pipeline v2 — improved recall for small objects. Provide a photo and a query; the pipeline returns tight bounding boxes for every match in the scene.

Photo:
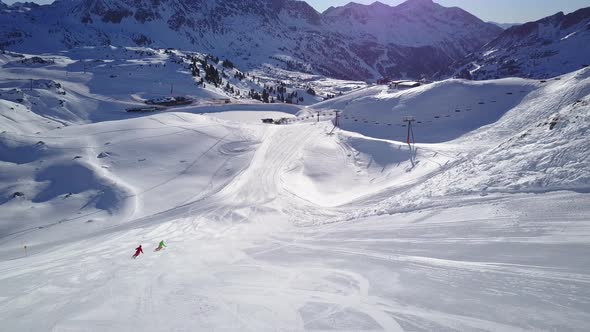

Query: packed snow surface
[0,50,589,331]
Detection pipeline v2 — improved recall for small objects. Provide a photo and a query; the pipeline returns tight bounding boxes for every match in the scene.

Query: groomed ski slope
[2,191,589,331]
[0,61,590,330]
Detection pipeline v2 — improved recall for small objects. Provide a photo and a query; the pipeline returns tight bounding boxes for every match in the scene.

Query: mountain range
[0,0,501,80]
[0,0,589,81]
[452,7,590,80]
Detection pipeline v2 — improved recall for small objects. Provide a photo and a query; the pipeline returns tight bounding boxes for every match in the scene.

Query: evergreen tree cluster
[249,89,261,101]
[284,91,299,104]
[242,81,309,105]
[222,59,234,69]
[189,57,200,77]
[179,54,325,105]
[207,55,220,63]
[204,64,222,87]
[234,71,246,80]
[225,82,236,94]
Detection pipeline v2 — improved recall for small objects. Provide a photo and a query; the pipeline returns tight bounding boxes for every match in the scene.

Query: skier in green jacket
[155,240,166,252]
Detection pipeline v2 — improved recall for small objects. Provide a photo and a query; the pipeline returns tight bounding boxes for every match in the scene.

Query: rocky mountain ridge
[451,7,590,80]
[0,0,502,80]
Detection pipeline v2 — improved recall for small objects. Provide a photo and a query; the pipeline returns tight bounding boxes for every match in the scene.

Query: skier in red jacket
[132,245,144,259]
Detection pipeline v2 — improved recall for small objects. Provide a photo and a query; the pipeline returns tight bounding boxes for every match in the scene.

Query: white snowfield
[0,49,589,331]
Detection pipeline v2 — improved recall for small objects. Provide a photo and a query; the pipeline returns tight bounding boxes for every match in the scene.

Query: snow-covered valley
[0,44,589,331]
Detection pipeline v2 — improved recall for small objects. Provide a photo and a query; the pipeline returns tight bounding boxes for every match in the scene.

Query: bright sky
[3,0,590,23]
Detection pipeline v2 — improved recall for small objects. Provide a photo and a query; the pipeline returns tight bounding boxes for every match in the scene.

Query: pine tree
[222,59,234,69]
[190,58,200,77]
[250,89,261,101]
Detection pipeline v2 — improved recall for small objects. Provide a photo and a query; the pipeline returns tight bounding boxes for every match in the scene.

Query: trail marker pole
[317,111,320,122]
[170,83,174,95]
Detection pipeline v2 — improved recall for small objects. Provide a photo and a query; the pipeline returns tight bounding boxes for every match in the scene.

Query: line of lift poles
[320,110,417,155]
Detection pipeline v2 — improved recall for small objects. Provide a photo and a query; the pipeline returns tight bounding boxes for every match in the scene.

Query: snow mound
[33,161,127,211]
[0,135,52,164]
[0,112,260,247]
[310,69,590,146]
[340,69,590,218]
[283,128,449,207]
[447,96,590,193]
[310,78,537,143]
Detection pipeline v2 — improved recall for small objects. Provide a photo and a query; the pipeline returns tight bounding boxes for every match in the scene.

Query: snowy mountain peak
[397,0,436,8]
[1,0,40,12]
[369,1,389,7]
[321,0,440,19]
[450,6,590,80]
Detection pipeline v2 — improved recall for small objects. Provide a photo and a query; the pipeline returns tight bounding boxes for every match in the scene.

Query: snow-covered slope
[0,0,501,80]
[306,67,590,216]
[451,7,590,80]
[309,78,537,143]
[1,47,590,330]
[0,46,366,129]
[3,63,588,246]
[0,112,266,245]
